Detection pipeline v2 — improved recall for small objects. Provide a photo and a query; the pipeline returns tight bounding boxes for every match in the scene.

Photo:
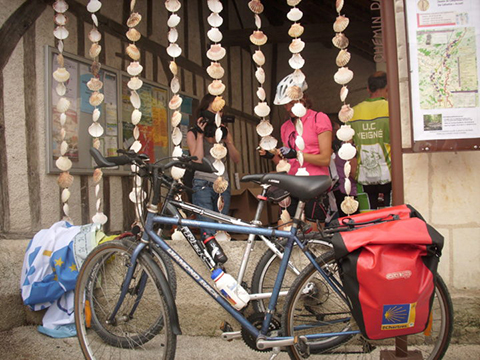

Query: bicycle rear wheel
[74,239,177,360]
[282,250,453,360]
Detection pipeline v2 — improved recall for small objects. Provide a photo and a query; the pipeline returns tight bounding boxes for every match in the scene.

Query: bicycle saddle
[258,173,332,201]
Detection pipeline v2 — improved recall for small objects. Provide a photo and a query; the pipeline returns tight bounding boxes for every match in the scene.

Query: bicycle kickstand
[269,347,281,360]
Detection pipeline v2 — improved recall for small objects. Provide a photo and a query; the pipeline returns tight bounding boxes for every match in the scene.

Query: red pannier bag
[330,205,443,340]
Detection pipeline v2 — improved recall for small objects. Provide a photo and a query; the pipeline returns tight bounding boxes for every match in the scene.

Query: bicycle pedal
[294,336,310,359]
[219,321,233,333]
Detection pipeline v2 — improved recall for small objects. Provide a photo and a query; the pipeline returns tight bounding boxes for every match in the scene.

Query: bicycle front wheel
[74,239,177,360]
[282,250,453,360]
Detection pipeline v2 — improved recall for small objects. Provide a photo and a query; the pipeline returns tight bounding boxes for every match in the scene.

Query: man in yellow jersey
[350,71,391,211]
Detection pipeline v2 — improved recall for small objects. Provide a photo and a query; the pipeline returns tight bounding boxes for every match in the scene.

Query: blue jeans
[192,178,231,239]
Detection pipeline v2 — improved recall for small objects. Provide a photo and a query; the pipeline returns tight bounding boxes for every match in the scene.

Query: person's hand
[194,117,206,134]
[258,148,274,159]
[279,146,297,159]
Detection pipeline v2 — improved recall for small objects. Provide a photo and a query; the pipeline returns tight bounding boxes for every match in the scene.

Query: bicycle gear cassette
[241,312,281,352]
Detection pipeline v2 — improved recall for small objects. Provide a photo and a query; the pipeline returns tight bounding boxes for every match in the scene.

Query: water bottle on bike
[203,234,228,264]
[211,268,249,310]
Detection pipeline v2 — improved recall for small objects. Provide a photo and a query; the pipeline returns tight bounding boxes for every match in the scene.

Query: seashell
[59,113,67,126]
[276,159,291,173]
[171,166,186,180]
[90,61,101,76]
[92,14,98,27]
[248,0,264,14]
[92,212,108,225]
[213,159,225,176]
[207,13,223,28]
[334,15,349,33]
[292,69,306,84]
[295,119,304,136]
[169,61,178,76]
[292,102,307,118]
[255,67,265,84]
[254,102,271,117]
[287,0,302,6]
[127,12,142,27]
[87,0,102,13]
[336,124,355,142]
[297,151,304,166]
[208,80,226,96]
[130,91,141,109]
[332,33,349,49]
[60,140,68,155]
[286,85,303,101]
[130,140,142,153]
[167,13,181,27]
[92,108,100,122]
[126,28,141,42]
[210,144,227,160]
[53,0,69,14]
[336,0,344,14]
[54,13,68,26]
[89,91,104,107]
[128,76,143,91]
[336,49,351,67]
[295,167,309,176]
[169,94,183,110]
[256,87,266,101]
[217,195,225,211]
[56,97,70,113]
[89,43,102,59]
[207,27,223,43]
[206,62,225,79]
[56,83,66,96]
[88,122,104,137]
[206,44,226,61]
[338,104,354,123]
[340,85,349,102]
[344,160,351,178]
[338,142,356,161]
[250,30,268,46]
[289,38,305,54]
[132,109,142,125]
[334,67,354,85]
[53,67,70,83]
[211,96,225,112]
[288,23,304,38]
[126,44,141,60]
[61,188,71,202]
[280,209,291,224]
[341,196,359,215]
[207,0,223,13]
[88,28,102,43]
[57,171,74,188]
[172,146,183,159]
[345,178,352,195]
[288,53,305,70]
[60,128,66,140]
[295,136,305,151]
[93,168,103,183]
[287,8,303,22]
[171,111,182,127]
[168,28,179,43]
[127,61,143,76]
[215,112,222,127]
[278,195,291,208]
[63,203,70,217]
[165,0,181,13]
[259,135,278,151]
[86,78,103,92]
[57,39,64,53]
[57,53,65,67]
[171,76,180,93]
[53,26,69,40]
[215,230,231,242]
[255,14,262,29]
[133,125,140,140]
[252,50,265,66]
[256,120,273,136]
[167,43,182,58]
[56,156,72,172]
[171,126,183,146]
[92,137,101,149]
[215,127,224,143]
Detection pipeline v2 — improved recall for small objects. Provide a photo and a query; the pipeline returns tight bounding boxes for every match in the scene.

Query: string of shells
[52,0,73,222]
[85,0,108,225]
[333,0,358,216]
[126,0,146,222]
[248,1,277,166]
[284,0,309,177]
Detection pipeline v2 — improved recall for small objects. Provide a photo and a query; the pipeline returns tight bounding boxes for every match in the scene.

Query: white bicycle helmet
[273,73,308,105]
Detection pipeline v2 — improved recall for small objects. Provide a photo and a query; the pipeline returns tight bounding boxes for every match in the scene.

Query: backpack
[329,204,443,340]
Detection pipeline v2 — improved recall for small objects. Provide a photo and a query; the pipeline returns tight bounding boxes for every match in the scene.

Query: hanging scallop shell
[207,13,223,28]
[248,0,264,14]
[92,212,108,225]
[332,33,349,49]
[169,94,183,110]
[127,12,142,27]
[213,159,225,176]
[288,54,305,70]
[215,112,222,127]
[295,136,305,151]
[207,0,223,13]
[210,144,228,160]
[280,209,291,224]
[256,87,266,101]
[126,44,141,61]
[217,195,225,212]
[344,160,351,178]
[333,15,349,33]
[207,62,225,79]
[93,168,103,183]
[254,14,262,29]
[206,44,226,61]
[207,28,223,43]
[89,43,102,59]
[295,120,304,137]
[169,61,178,75]
[250,30,268,46]
[287,7,303,22]
[215,127,224,143]
[211,96,225,112]
[171,166,186,180]
[338,143,357,161]
[53,26,69,40]
[259,135,278,151]
[292,69,306,84]
[334,67,354,85]
[127,61,143,76]
[88,122,104,137]
[53,0,69,14]
[256,120,273,137]
[171,126,183,146]
[126,28,141,42]
[57,40,64,53]
[255,67,265,84]
[92,14,99,27]
[87,0,102,13]
[60,140,69,155]
[276,159,291,173]
[286,86,303,101]
[338,104,354,123]
[61,188,71,202]
[208,80,226,96]
[289,38,305,54]
[252,50,265,66]
[341,196,359,215]
[90,61,101,76]
[53,67,70,83]
[340,86,349,102]
[86,78,103,92]
[287,0,302,6]
[288,23,304,38]
[336,49,351,67]
[132,109,142,125]
[167,43,182,58]
[56,156,72,172]
[57,171,74,188]
[168,28,179,43]
[130,140,142,153]
[278,195,291,208]
[63,203,69,217]
[296,167,309,176]
[344,178,352,195]
[60,112,67,126]
[130,91,141,109]
[56,97,70,113]
[167,13,181,27]
[54,13,68,26]
[215,230,231,242]
[336,124,355,142]
[128,77,143,91]
[165,0,181,13]
[254,102,271,117]
[213,176,229,193]
[297,151,304,166]
[171,111,182,127]
[336,0,344,14]
[292,102,307,118]
[88,28,102,43]
[171,76,181,94]
[89,92,104,107]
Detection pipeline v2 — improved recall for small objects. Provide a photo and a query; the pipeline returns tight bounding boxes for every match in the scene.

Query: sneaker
[37,324,77,338]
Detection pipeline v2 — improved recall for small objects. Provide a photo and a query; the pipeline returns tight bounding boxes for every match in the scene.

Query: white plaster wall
[0,0,27,26]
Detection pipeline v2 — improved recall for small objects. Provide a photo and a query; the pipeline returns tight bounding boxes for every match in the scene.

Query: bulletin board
[45,46,170,174]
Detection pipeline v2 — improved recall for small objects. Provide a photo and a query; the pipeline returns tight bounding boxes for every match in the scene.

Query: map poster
[405,0,480,143]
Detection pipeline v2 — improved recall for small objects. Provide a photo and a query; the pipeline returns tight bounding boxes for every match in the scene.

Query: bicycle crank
[241,312,281,352]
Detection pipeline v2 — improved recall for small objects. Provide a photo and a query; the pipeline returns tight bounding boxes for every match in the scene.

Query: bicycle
[74,150,453,360]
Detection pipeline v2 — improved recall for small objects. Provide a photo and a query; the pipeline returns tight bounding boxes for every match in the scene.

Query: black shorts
[286,195,329,223]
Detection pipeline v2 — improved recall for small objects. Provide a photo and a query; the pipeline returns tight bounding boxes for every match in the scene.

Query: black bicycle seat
[260,173,331,201]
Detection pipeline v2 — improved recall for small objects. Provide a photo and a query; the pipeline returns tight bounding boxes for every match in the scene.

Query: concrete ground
[1,325,480,360]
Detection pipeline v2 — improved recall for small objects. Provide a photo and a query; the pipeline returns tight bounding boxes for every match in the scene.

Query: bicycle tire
[251,238,331,314]
[282,250,454,360]
[74,239,177,360]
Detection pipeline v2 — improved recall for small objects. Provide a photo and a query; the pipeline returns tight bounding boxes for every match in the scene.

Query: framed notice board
[405,0,480,152]
[45,46,170,174]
